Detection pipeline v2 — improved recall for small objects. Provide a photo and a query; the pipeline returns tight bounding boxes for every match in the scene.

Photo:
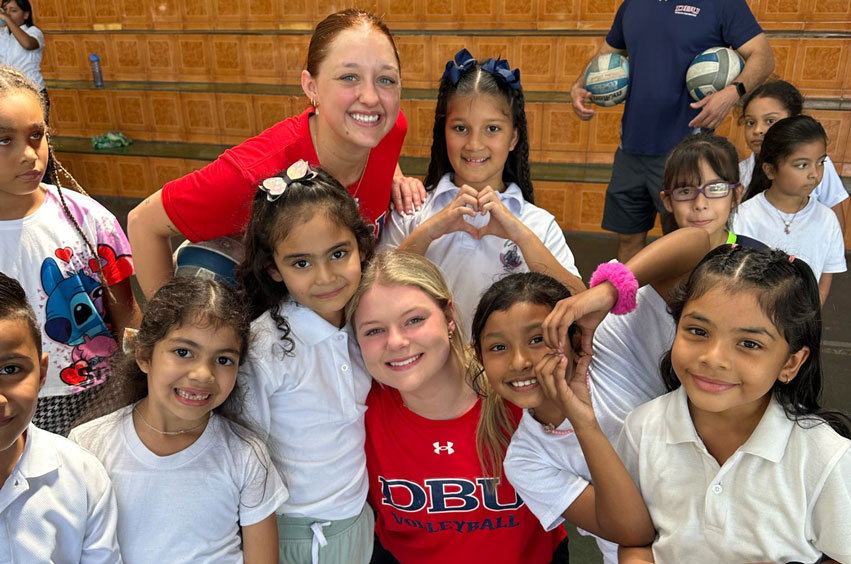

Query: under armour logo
[433,441,454,454]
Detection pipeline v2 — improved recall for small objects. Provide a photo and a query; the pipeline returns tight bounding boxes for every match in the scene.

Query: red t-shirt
[365,383,566,564]
[161,107,407,241]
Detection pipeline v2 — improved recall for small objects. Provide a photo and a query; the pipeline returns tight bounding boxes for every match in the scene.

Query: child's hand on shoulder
[535,351,597,431]
[422,184,480,240]
[476,186,527,241]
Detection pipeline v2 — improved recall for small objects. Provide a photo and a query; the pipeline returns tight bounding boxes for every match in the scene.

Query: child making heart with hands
[380,48,584,338]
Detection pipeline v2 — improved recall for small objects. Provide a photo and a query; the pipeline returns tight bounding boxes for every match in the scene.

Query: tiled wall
[40,0,851,239]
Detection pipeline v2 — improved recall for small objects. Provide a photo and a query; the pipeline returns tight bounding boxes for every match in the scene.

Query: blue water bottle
[89,54,104,89]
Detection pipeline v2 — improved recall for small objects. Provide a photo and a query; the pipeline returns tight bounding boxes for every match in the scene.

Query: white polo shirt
[0,24,45,89]
[617,387,851,563]
[240,298,371,520]
[504,286,673,564]
[732,193,846,281]
[740,153,849,209]
[379,173,581,339]
[0,424,120,563]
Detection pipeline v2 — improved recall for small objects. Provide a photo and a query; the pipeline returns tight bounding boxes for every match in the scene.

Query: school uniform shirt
[0,186,134,397]
[0,23,45,89]
[379,173,581,339]
[504,285,673,564]
[162,106,406,241]
[739,153,849,209]
[240,298,371,520]
[732,192,846,281]
[616,387,851,563]
[365,382,566,564]
[1,425,120,563]
[69,407,286,564]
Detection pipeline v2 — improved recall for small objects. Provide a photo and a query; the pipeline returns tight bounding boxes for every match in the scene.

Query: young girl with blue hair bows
[379,48,586,339]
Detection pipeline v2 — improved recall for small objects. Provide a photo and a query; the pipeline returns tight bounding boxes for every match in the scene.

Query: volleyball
[583,53,629,107]
[686,47,744,101]
[173,235,245,286]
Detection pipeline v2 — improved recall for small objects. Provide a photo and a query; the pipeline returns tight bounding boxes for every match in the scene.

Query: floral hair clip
[442,48,477,86]
[258,159,317,202]
[481,57,521,90]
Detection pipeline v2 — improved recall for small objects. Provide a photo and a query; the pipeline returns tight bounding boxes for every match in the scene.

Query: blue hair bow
[441,48,522,91]
[442,48,477,86]
[481,57,522,91]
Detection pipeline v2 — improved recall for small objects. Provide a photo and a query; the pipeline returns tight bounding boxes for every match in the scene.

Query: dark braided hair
[0,66,109,291]
[236,165,374,353]
[424,56,534,203]
[661,245,851,438]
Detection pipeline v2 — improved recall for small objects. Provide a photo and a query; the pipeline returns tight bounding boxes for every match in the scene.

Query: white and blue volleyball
[583,53,629,107]
[686,47,744,101]
[173,235,245,286]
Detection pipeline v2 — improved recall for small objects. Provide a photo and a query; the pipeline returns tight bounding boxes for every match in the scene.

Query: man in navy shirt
[571,0,774,262]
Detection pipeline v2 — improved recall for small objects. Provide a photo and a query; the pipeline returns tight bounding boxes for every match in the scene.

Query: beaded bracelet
[589,260,638,315]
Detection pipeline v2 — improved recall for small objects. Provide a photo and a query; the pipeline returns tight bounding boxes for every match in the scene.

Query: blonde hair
[347,251,469,368]
[346,251,516,483]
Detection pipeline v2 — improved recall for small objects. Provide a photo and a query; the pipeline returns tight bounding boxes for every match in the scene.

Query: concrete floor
[98,196,849,564]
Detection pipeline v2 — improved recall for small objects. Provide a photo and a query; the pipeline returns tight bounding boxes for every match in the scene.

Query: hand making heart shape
[426,184,526,243]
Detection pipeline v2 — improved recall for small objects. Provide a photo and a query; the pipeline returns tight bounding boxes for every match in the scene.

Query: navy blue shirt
[606,0,762,156]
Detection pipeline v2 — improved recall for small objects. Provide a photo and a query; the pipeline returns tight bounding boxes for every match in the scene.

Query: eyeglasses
[665,182,738,202]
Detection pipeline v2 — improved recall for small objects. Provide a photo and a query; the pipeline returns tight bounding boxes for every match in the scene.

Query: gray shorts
[602,148,677,235]
[277,503,374,564]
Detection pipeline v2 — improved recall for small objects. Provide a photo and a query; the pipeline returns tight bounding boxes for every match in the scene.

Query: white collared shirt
[0,24,44,89]
[379,173,581,339]
[0,425,121,563]
[240,299,371,519]
[732,192,846,280]
[617,387,851,563]
[740,153,849,209]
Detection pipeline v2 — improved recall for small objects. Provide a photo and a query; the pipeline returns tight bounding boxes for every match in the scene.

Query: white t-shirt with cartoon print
[0,186,134,397]
[379,173,581,339]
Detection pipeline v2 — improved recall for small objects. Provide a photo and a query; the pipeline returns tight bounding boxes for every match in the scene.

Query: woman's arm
[0,12,39,50]
[392,163,427,215]
[127,190,181,299]
[241,514,279,564]
[104,278,141,343]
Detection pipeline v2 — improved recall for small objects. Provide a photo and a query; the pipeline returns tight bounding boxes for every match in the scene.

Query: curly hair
[236,165,374,353]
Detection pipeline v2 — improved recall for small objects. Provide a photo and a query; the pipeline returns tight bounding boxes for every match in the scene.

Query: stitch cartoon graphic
[41,248,118,388]
[499,241,522,272]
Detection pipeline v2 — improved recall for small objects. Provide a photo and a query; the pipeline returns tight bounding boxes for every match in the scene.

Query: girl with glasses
[660,133,766,251]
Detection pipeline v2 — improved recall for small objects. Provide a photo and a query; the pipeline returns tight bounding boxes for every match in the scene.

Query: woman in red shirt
[128,9,424,299]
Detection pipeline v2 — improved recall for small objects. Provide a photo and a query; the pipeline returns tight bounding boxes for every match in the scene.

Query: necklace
[310,115,370,205]
[774,196,807,235]
[133,405,209,436]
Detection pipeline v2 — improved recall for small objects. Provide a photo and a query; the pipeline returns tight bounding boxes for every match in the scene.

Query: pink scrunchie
[589,261,639,315]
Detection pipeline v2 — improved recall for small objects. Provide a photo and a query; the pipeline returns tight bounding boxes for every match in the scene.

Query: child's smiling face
[0,317,47,472]
[444,92,518,192]
[742,96,791,154]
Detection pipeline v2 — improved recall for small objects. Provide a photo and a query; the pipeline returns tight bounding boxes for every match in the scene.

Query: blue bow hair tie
[442,48,476,86]
[481,57,522,90]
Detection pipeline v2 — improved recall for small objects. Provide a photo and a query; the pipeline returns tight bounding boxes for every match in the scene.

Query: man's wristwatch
[731,81,746,97]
